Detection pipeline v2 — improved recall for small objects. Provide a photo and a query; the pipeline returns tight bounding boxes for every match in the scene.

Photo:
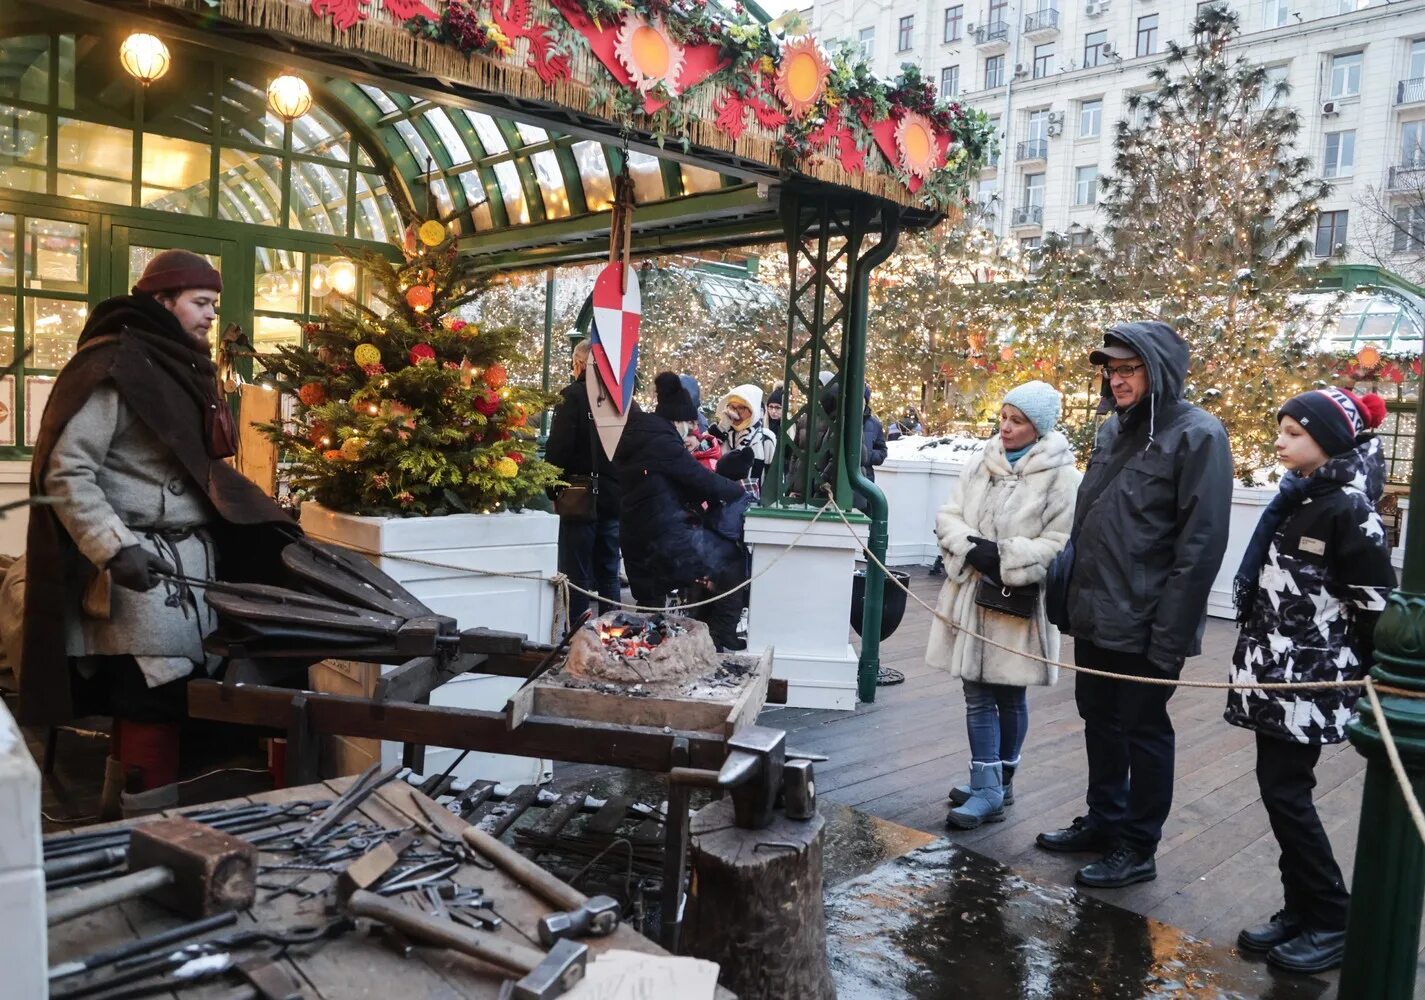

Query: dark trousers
[1255,732,1349,930]
[558,517,621,620]
[1074,641,1177,853]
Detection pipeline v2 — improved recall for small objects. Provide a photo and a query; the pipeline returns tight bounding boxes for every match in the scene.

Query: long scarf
[1232,471,1335,624]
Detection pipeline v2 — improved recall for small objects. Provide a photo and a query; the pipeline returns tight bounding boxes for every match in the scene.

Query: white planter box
[0,698,44,1000]
[745,509,869,711]
[299,503,559,787]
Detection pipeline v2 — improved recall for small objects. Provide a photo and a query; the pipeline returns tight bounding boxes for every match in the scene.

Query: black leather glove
[964,536,1001,580]
[107,545,175,592]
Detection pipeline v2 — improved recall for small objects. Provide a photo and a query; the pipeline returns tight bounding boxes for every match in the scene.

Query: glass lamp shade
[309,263,331,298]
[327,258,358,296]
[120,33,171,86]
[267,75,313,122]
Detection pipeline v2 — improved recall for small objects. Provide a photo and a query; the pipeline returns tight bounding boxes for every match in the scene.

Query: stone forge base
[745,509,869,711]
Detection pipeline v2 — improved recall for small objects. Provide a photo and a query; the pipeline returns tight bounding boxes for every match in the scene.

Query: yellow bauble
[494,457,520,479]
[353,343,381,367]
[339,437,366,460]
[418,220,447,247]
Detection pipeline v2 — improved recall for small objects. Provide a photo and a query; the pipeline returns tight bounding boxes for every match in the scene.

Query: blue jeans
[963,680,1029,765]
[558,517,621,620]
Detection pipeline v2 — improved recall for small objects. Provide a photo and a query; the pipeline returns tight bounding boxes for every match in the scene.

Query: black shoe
[1075,844,1157,888]
[1036,816,1117,854]
[1238,910,1304,953]
[1267,928,1347,974]
[714,636,747,652]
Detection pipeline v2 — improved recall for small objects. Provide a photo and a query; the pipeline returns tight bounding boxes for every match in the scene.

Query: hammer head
[126,817,257,918]
[513,938,587,999]
[537,894,620,946]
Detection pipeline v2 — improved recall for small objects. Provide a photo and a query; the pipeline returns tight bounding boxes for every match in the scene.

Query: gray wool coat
[35,382,219,686]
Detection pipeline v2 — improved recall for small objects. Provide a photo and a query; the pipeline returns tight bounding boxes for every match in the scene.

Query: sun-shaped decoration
[774,38,829,118]
[895,112,943,180]
[614,16,686,95]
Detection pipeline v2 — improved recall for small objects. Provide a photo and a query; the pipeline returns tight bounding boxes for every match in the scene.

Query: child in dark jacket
[1227,386,1395,975]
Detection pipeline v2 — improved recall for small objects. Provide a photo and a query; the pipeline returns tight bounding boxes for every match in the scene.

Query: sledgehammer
[460,826,620,946]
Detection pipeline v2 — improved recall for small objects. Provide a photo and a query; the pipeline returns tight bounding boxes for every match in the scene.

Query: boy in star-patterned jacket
[1227,386,1396,975]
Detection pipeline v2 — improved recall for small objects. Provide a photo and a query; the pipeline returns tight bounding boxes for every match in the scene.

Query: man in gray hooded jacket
[1036,321,1232,889]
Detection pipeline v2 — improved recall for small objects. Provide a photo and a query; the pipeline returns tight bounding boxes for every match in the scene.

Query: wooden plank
[479,784,541,838]
[723,647,774,737]
[586,795,634,836]
[529,684,733,734]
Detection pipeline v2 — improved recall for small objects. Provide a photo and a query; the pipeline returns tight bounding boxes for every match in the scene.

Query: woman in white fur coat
[926,380,1081,830]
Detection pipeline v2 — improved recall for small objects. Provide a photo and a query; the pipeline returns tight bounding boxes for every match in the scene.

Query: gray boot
[945,761,1006,830]
[948,760,1016,807]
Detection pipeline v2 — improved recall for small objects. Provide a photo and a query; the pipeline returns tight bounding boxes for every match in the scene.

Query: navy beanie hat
[1278,387,1387,457]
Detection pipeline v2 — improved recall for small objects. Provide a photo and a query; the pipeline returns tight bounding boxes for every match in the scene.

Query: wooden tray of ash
[506,612,773,737]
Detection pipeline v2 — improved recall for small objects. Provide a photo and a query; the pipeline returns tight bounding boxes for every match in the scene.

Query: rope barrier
[1363,677,1425,847]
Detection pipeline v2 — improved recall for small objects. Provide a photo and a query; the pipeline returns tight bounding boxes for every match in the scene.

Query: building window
[1084,30,1109,67]
[1323,130,1355,178]
[1402,121,1425,167]
[1074,165,1098,204]
[1314,210,1348,256]
[1129,93,1154,129]
[1264,0,1289,28]
[941,65,961,96]
[1020,236,1043,251]
[1394,205,1425,252]
[859,27,876,59]
[1033,43,1054,79]
[1136,15,1159,57]
[1023,171,1046,207]
[945,5,964,42]
[977,176,999,215]
[1329,51,1363,98]
[1079,98,1103,137]
[985,54,1006,89]
[1261,65,1289,109]
[898,15,914,51]
[1069,229,1094,246]
[989,0,1009,25]
[1339,0,1368,12]
[1409,39,1425,82]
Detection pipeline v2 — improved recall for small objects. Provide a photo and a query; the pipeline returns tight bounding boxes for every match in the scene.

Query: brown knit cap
[132,249,223,295]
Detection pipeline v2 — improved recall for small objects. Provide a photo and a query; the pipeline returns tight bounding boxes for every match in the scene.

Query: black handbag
[975,576,1039,618]
[553,407,601,522]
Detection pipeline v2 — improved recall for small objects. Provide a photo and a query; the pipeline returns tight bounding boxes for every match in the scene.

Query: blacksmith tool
[461,826,620,946]
[781,758,818,821]
[47,818,257,926]
[294,761,404,848]
[409,788,486,866]
[44,846,128,883]
[335,831,419,903]
[515,609,593,691]
[375,858,461,895]
[718,725,787,829]
[47,911,239,982]
[345,890,588,999]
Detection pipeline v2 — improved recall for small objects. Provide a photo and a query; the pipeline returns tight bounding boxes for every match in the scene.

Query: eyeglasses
[1101,363,1145,380]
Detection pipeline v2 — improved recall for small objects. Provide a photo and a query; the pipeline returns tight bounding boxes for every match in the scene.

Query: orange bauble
[298,383,327,406]
[482,364,508,390]
[405,284,434,313]
[1356,344,1382,369]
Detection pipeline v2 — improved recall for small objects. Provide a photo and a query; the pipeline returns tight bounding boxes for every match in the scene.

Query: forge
[562,612,722,690]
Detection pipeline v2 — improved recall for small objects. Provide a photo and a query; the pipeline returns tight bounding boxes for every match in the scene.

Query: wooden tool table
[46,778,727,999]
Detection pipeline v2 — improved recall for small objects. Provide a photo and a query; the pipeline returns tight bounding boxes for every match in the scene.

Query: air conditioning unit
[1014,63,1029,76]
[1048,111,1065,125]
[1047,121,1064,136]
[1100,41,1115,56]
[1085,0,1106,15]
[1321,100,1338,116]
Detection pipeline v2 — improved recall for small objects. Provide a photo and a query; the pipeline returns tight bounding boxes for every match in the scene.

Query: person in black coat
[862,383,888,481]
[545,341,622,619]
[614,372,747,649]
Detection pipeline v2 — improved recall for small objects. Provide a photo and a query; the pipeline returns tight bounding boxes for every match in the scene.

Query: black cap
[1089,335,1139,366]
[653,371,697,422]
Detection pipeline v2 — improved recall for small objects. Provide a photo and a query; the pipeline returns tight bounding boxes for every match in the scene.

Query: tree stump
[683,799,835,1000]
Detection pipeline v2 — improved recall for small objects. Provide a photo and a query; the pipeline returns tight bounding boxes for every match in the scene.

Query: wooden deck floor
[760,567,1398,965]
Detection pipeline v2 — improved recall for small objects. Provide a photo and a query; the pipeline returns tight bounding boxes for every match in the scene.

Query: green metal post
[539,268,556,442]
[1340,336,1425,996]
[842,204,900,704]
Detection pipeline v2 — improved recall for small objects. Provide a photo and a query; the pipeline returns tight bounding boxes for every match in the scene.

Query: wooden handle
[461,827,587,912]
[48,867,174,926]
[345,890,545,973]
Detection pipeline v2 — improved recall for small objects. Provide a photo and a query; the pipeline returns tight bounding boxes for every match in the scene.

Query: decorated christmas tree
[258,221,560,517]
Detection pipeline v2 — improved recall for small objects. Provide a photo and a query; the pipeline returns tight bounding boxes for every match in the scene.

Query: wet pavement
[825,839,1336,1000]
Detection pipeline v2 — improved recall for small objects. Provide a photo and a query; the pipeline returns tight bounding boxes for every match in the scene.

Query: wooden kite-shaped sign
[587,261,641,459]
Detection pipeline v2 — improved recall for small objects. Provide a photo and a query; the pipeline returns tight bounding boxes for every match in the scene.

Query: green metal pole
[842,203,901,705]
[1339,296,1425,997]
[539,268,556,442]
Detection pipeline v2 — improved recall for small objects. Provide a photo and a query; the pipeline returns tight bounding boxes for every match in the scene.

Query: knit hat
[1278,387,1387,457]
[654,371,698,422]
[768,384,784,407]
[132,249,223,295]
[1002,380,1063,438]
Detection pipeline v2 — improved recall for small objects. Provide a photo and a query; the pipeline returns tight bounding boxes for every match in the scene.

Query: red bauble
[482,364,508,390]
[473,390,500,416]
[409,343,437,365]
[297,383,327,406]
[405,284,434,312]
[509,451,525,465]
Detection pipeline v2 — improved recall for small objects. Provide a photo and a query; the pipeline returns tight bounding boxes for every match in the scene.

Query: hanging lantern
[327,258,358,297]
[1356,344,1382,370]
[267,74,313,122]
[309,263,331,298]
[405,284,434,313]
[120,33,171,86]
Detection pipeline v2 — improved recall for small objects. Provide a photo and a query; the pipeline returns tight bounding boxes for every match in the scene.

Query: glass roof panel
[516,122,548,145]
[291,104,350,162]
[462,110,507,154]
[681,165,721,194]
[392,119,434,168]
[423,108,471,165]
[627,151,665,203]
[572,141,613,212]
[492,160,528,224]
[358,84,400,115]
[530,149,570,219]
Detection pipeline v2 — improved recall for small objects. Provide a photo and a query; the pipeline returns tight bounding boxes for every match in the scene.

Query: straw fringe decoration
[149,0,926,208]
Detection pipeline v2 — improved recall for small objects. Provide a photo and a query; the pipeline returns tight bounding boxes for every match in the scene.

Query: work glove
[964,536,1001,581]
[107,545,176,592]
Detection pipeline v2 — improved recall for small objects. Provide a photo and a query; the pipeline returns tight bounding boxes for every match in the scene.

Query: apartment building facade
[809,0,1425,267]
